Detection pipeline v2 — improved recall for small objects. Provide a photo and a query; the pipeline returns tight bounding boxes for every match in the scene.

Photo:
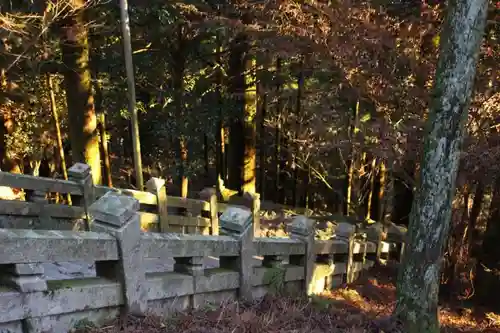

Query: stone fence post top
[89,191,139,227]
[146,177,166,191]
[220,206,252,234]
[68,163,91,178]
[287,215,315,236]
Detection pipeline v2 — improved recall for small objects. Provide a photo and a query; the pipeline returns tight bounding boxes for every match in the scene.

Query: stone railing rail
[0,163,222,235]
[0,191,406,333]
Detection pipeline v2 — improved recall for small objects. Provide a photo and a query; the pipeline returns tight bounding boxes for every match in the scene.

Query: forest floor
[76,265,500,333]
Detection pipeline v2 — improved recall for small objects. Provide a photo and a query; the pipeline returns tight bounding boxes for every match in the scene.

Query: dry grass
[77,266,500,333]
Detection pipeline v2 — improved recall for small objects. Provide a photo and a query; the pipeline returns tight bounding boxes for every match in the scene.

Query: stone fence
[0,163,225,234]
[0,191,406,333]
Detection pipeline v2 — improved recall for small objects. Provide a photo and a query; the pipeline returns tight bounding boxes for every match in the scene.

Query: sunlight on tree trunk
[60,0,101,185]
[47,74,71,204]
[394,0,488,330]
[345,99,360,216]
[119,0,143,190]
[227,33,257,195]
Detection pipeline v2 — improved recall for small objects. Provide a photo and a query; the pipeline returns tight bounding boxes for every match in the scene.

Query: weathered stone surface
[0,320,23,333]
[5,263,43,275]
[287,215,314,236]
[143,233,239,258]
[255,238,305,256]
[0,228,118,265]
[252,266,305,287]
[147,297,190,317]
[24,307,120,333]
[91,193,147,316]
[146,178,166,192]
[220,207,252,233]
[194,270,239,293]
[146,272,193,300]
[89,192,140,227]
[288,215,315,296]
[1,275,47,292]
[67,163,91,179]
[193,290,237,308]
[0,290,24,322]
[174,256,204,276]
[334,222,356,238]
[314,239,349,254]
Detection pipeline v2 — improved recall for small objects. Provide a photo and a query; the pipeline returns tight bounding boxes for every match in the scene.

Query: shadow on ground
[77,265,500,333]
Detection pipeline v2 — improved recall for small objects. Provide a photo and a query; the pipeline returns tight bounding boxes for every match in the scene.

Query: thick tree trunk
[227,33,257,195]
[171,24,189,197]
[394,0,488,331]
[119,0,143,190]
[60,0,101,184]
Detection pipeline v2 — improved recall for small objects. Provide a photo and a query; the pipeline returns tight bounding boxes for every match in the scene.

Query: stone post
[335,222,356,284]
[68,163,94,231]
[199,187,219,235]
[287,215,315,296]
[89,191,147,316]
[146,177,168,233]
[219,206,255,301]
[243,192,260,237]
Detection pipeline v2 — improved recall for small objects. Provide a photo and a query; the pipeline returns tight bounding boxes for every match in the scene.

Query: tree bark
[274,58,282,203]
[119,0,143,190]
[394,0,488,331]
[227,33,257,195]
[172,24,188,198]
[345,99,360,216]
[60,0,101,184]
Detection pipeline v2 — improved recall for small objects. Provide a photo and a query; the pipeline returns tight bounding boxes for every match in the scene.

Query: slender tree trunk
[215,34,226,195]
[89,51,113,188]
[119,0,143,190]
[394,0,488,330]
[366,157,377,220]
[47,74,69,182]
[292,60,304,208]
[203,134,209,184]
[345,99,360,216]
[274,57,282,202]
[47,74,72,204]
[467,182,484,253]
[60,0,101,184]
[227,33,257,194]
[257,52,269,200]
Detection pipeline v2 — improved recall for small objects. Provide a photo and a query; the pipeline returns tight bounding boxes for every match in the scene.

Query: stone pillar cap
[89,192,139,227]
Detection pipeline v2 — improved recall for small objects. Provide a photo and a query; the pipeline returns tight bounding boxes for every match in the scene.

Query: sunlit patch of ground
[77,265,500,333]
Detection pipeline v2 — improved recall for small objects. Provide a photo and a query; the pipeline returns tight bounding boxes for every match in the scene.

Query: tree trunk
[119,0,143,190]
[394,0,488,330]
[477,177,500,307]
[274,57,282,202]
[257,52,269,200]
[227,33,257,195]
[60,0,101,184]
[172,24,188,198]
[292,61,304,208]
[89,51,113,188]
[215,34,226,195]
[345,99,360,216]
